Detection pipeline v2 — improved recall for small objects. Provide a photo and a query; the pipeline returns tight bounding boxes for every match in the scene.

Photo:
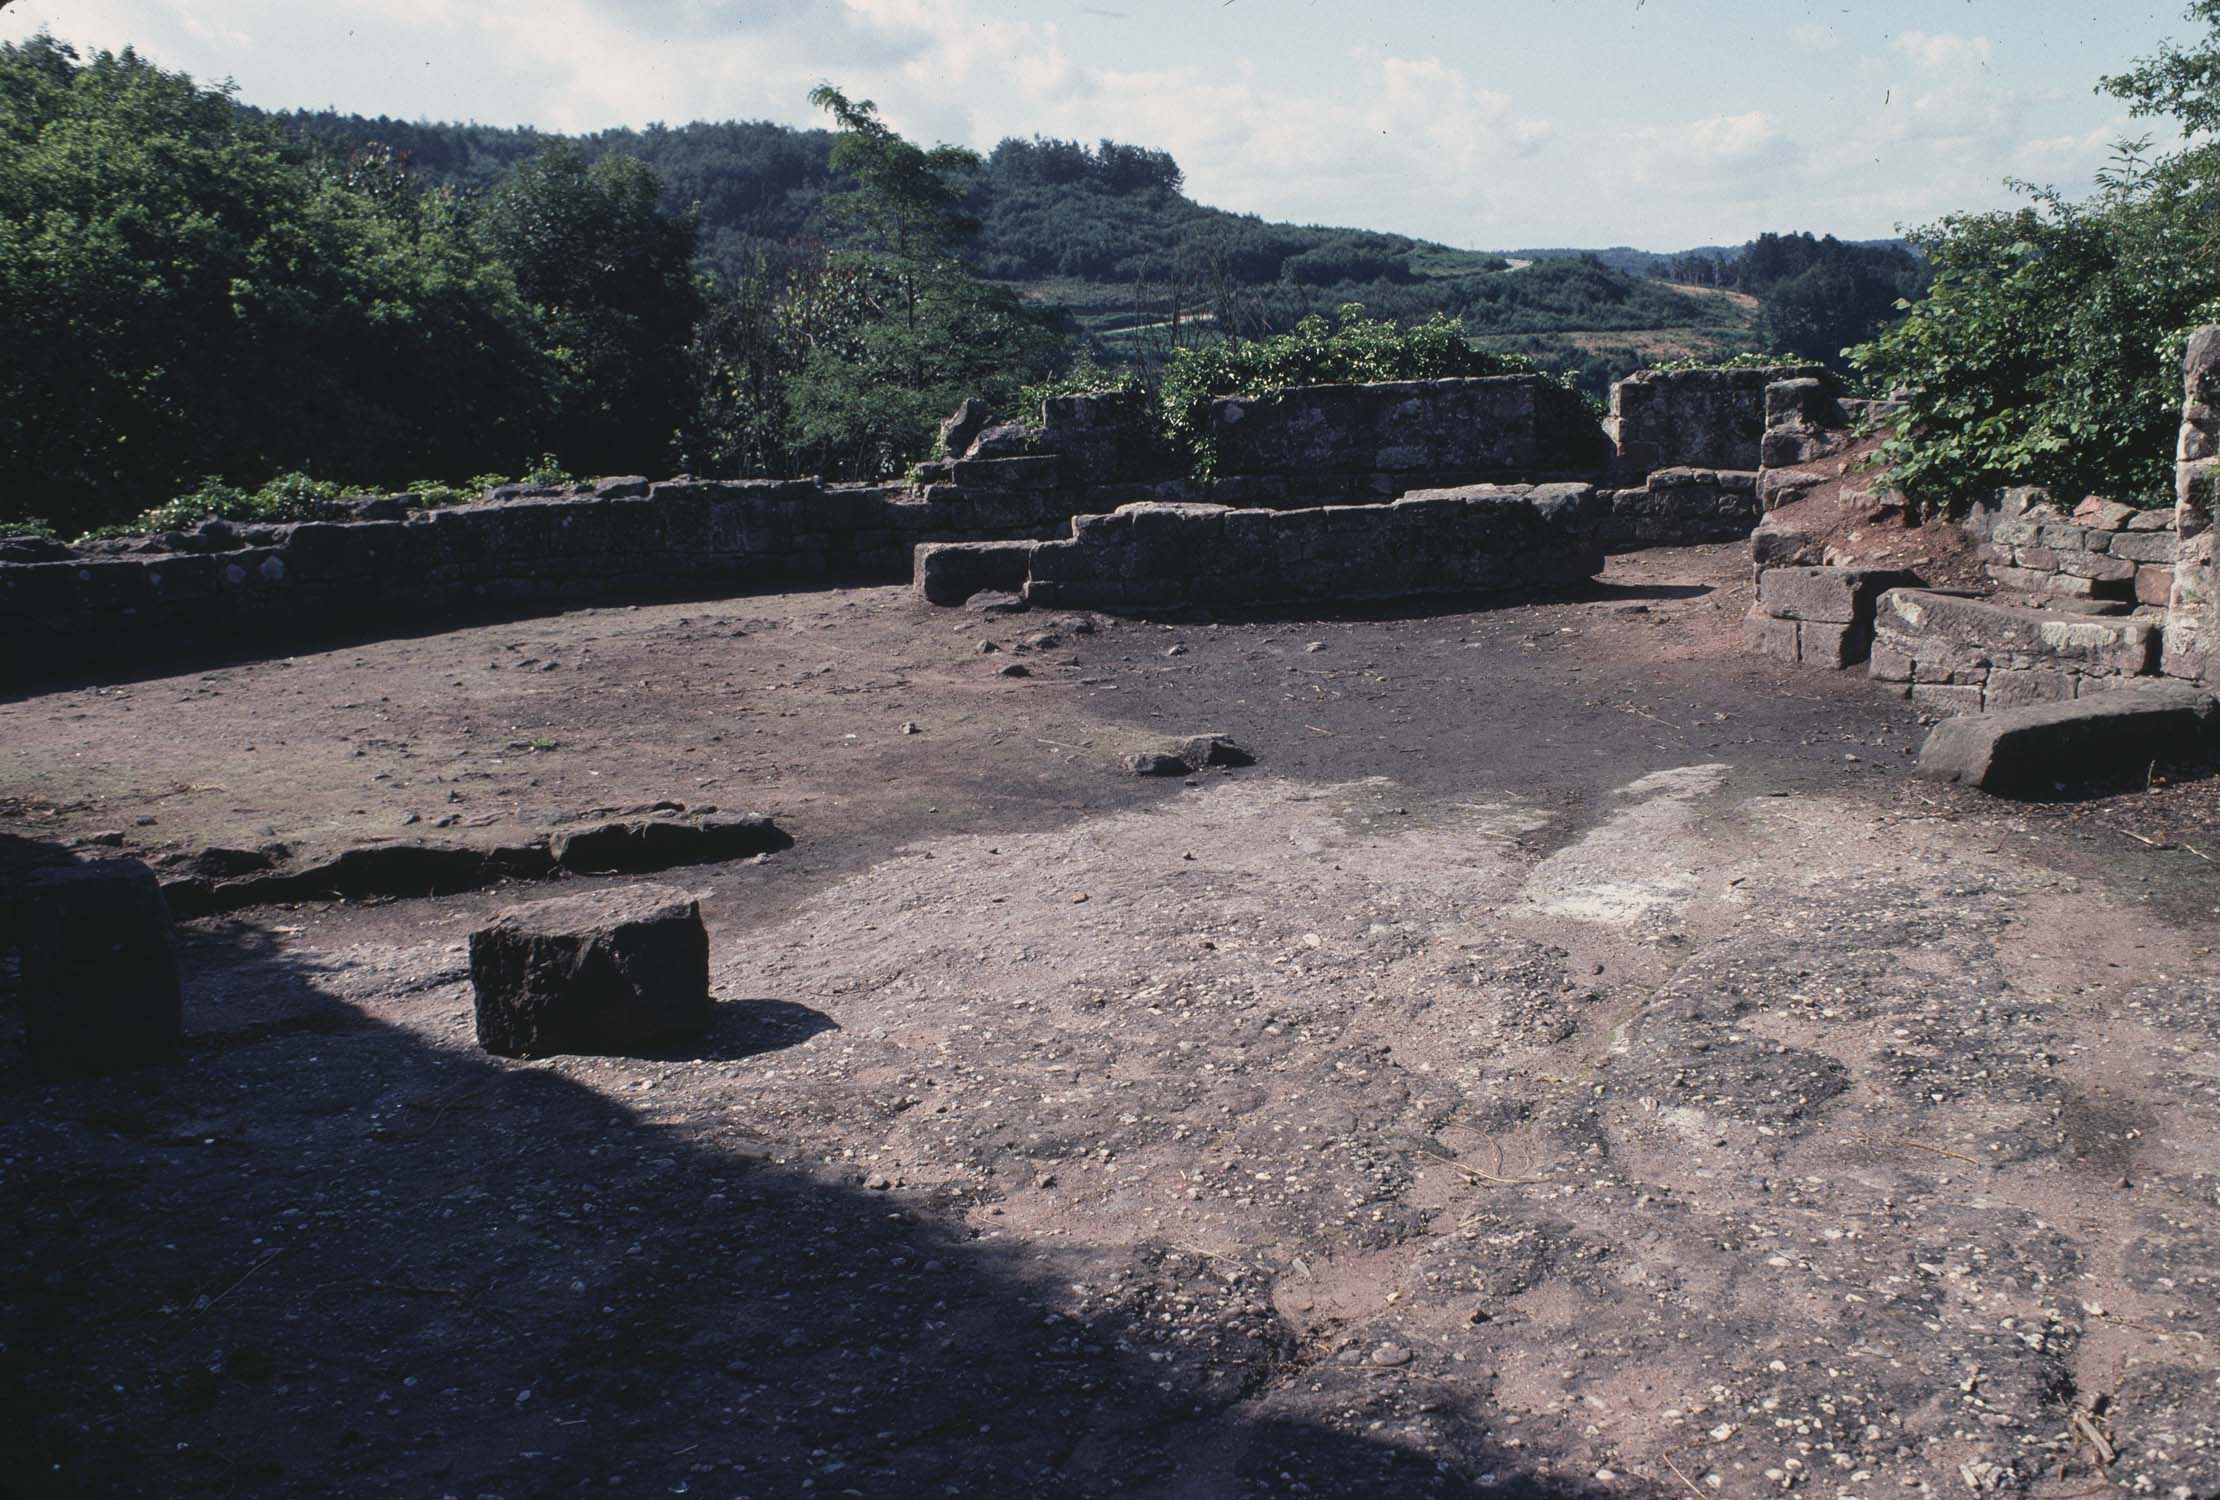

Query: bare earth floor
[4,545,2218,1498]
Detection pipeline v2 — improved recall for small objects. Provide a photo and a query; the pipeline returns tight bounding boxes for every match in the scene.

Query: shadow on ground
[0,920,1587,1498]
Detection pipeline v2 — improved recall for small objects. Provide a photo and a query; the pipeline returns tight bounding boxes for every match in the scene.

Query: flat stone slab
[550,813,790,875]
[469,883,712,1057]
[13,859,181,1074]
[1916,682,2217,796]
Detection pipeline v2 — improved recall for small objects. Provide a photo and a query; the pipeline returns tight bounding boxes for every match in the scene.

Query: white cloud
[1893,30,1994,74]
[1624,111,1801,198]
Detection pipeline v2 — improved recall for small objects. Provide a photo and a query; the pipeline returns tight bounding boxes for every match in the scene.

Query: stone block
[1796,619,1869,669]
[469,884,712,1058]
[2138,566,2176,607]
[1917,681,2217,795]
[1750,523,1820,573]
[1877,588,2158,677]
[1867,643,1916,683]
[1743,609,1801,662]
[2108,530,2179,564]
[2072,497,2139,530]
[2055,550,2136,583]
[1757,566,1915,624]
[915,540,1039,605]
[13,859,181,1074]
[551,813,790,874]
[1909,683,1986,715]
[1982,669,2077,710]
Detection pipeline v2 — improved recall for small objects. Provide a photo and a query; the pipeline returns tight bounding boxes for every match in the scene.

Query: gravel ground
[3,545,2217,1499]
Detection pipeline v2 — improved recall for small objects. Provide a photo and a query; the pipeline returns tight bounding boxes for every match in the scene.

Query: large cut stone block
[914,540,1038,605]
[1757,566,1917,624]
[13,859,181,1074]
[469,884,712,1057]
[1917,682,2217,795]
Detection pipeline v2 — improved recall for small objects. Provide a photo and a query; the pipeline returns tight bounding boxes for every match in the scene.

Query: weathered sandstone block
[14,859,181,1074]
[469,884,712,1058]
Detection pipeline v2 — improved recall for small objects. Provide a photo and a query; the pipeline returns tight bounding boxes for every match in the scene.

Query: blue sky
[5,0,2204,249]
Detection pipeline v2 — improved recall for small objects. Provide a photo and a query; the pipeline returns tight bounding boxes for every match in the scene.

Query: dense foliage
[7,33,1864,534]
[689,88,1065,479]
[260,105,1746,383]
[1850,5,2220,511]
[0,36,707,532]
[0,37,554,530]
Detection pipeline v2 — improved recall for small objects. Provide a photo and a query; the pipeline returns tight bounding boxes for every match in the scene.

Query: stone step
[1870,588,2159,713]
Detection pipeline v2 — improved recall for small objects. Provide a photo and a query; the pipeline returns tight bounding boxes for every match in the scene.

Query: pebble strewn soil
[3,546,2217,1498]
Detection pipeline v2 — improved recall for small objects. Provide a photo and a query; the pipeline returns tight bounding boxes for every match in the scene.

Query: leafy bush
[1641,351,1808,373]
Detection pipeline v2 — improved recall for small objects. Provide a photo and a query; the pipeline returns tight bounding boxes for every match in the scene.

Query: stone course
[1868,588,2160,712]
[1599,467,1761,551]
[0,363,1804,678]
[0,476,1086,679]
[919,486,1607,612]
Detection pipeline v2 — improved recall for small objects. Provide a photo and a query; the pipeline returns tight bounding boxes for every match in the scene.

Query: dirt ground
[4,545,2219,1498]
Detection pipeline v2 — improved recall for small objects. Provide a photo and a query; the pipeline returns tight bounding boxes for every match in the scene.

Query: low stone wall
[1742,566,1917,669]
[1610,364,1828,472]
[1599,467,1761,552]
[916,485,1606,612]
[1869,588,2160,713]
[0,476,1093,679]
[1963,488,2176,608]
[1206,375,1606,491]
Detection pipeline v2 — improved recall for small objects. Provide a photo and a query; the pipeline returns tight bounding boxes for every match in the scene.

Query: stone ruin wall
[919,485,1607,613]
[0,366,1806,678]
[1742,326,2220,719]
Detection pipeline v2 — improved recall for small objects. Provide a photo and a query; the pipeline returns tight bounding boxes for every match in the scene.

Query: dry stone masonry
[1868,588,2160,713]
[0,361,1807,677]
[1964,488,2178,609]
[1741,566,1916,669]
[919,486,1606,612]
[1610,363,1828,472]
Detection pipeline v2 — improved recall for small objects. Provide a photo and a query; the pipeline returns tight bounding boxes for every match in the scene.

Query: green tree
[0,34,548,531]
[767,85,1065,477]
[482,143,704,476]
[1851,6,2220,511]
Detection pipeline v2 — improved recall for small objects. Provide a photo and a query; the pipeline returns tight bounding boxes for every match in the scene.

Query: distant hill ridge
[258,108,1917,382]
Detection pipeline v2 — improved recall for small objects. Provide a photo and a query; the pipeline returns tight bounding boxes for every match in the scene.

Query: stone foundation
[1868,588,2160,713]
